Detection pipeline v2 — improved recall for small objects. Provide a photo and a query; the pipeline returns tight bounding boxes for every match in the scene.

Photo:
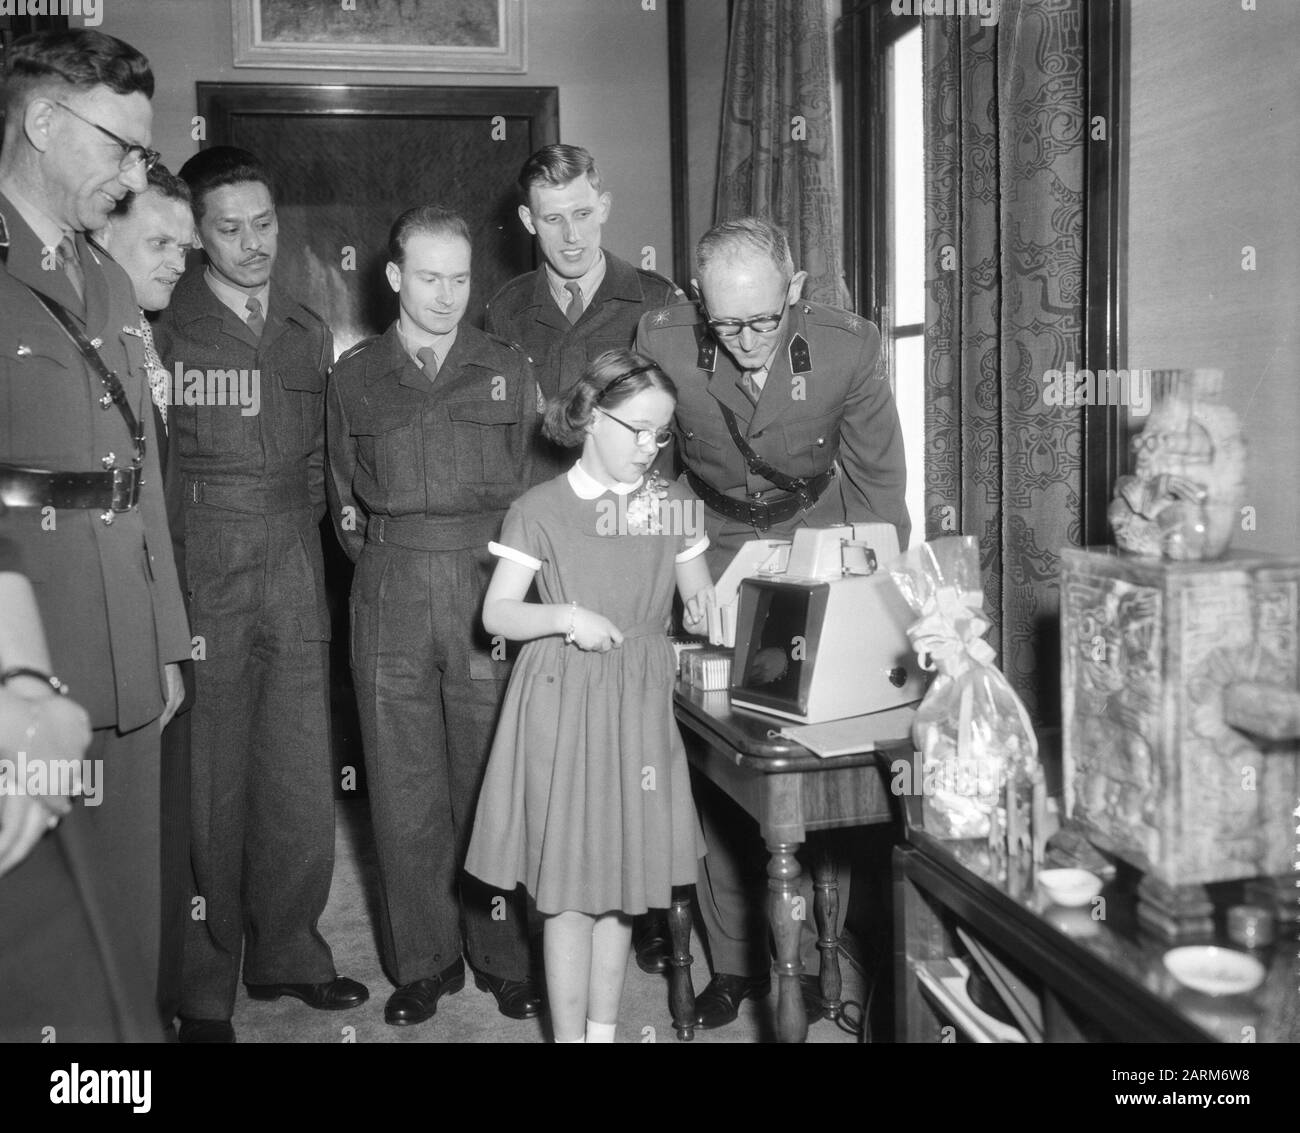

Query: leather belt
[686,467,835,532]
[185,475,312,513]
[0,463,142,512]
[366,511,504,552]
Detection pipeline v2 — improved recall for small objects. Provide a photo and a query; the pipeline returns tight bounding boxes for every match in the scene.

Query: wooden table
[669,684,913,1043]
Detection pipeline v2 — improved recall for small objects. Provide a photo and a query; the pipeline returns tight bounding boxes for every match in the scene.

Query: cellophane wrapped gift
[888,536,1039,841]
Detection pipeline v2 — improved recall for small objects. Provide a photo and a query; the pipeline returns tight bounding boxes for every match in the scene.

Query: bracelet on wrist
[0,667,69,696]
[564,602,578,645]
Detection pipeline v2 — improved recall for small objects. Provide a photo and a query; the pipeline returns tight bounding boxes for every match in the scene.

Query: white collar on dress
[567,460,641,500]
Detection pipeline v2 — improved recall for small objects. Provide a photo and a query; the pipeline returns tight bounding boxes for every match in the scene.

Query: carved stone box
[1060,548,1299,937]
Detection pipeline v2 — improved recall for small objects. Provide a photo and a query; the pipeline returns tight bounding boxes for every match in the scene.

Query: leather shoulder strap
[27,285,145,465]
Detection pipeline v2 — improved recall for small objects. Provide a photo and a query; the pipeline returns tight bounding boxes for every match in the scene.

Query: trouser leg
[352,546,462,985]
[158,705,191,1022]
[435,547,530,982]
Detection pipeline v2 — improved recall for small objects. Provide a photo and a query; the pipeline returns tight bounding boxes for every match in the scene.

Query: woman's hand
[569,608,625,653]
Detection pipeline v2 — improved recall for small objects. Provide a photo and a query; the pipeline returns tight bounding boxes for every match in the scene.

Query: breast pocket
[447,399,522,484]
[678,424,724,471]
[352,407,426,514]
[181,363,256,457]
[779,413,840,478]
[279,362,325,453]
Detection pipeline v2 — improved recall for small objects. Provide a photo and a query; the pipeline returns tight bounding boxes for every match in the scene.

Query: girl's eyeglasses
[596,408,672,449]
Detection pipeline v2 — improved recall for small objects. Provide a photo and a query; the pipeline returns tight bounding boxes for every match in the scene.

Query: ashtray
[1163,946,1266,997]
[1036,868,1102,907]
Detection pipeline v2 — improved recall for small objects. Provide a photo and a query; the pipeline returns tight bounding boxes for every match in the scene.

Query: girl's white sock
[585,1019,616,1043]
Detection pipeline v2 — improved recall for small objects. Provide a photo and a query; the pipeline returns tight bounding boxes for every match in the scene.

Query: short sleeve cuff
[675,535,710,564]
[488,541,541,572]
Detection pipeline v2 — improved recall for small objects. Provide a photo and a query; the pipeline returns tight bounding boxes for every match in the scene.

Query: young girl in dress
[465,349,713,1043]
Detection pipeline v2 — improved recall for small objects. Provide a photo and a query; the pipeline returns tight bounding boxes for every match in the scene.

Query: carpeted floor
[226,798,866,1044]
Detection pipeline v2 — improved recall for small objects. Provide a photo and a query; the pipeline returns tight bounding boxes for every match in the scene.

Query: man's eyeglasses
[55,102,161,174]
[702,297,789,339]
[597,408,672,449]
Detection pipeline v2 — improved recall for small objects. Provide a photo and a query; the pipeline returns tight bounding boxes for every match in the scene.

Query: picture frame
[196,82,558,353]
[232,0,526,73]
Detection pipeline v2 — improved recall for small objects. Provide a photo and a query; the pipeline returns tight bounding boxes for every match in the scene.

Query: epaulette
[336,335,380,365]
[640,298,702,333]
[295,299,329,326]
[801,301,873,338]
[485,272,532,310]
[481,328,532,365]
[636,266,687,302]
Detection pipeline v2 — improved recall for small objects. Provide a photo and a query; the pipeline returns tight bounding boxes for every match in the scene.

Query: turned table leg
[813,842,843,1021]
[767,839,807,1044]
[667,885,696,1041]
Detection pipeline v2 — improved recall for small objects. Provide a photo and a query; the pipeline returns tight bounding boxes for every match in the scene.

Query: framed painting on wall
[232,0,526,73]
[196,82,559,355]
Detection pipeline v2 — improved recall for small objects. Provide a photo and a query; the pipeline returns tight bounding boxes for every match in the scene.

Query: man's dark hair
[178,146,274,223]
[2,29,153,120]
[110,162,191,218]
[517,143,601,206]
[387,204,471,266]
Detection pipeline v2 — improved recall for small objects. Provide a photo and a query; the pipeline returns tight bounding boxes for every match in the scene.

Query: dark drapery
[924,0,1086,721]
[715,0,846,304]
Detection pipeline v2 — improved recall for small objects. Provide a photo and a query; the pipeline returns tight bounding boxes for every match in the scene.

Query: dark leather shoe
[177,1017,235,1043]
[472,967,543,1020]
[694,972,771,1029]
[384,960,466,1026]
[633,910,671,974]
[245,976,369,1010]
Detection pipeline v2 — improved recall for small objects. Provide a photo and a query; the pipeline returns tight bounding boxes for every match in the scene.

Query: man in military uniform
[485,143,683,973]
[636,216,909,1031]
[486,146,683,473]
[97,162,196,1026]
[156,146,367,1042]
[0,29,188,1041]
[327,205,541,1027]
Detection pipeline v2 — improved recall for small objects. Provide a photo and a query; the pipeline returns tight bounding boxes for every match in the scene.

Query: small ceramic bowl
[1037,868,1102,907]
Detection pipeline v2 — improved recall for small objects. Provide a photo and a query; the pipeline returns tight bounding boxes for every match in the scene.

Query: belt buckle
[748,499,771,532]
[110,467,136,512]
[791,477,814,512]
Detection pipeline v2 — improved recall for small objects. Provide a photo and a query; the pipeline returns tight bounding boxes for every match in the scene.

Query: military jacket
[485,250,682,401]
[0,194,190,730]
[635,298,911,549]
[326,321,538,561]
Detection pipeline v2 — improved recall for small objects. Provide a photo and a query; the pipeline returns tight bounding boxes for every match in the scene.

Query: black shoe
[384,959,466,1026]
[800,974,829,1025]
[245,976,369,1010]
[471,966,543,1020]
[694,972,771,1029]
[633,910,671,974]
[177,1017,235,1043]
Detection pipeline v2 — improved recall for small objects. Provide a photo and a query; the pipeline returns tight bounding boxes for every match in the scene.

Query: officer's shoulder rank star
[653,308,671,327]
[846,314,863,333]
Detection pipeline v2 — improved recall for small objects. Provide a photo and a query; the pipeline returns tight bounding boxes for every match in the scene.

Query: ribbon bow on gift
[907,585,997,673]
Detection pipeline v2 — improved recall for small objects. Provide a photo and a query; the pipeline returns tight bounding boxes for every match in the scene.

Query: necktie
[740,367,767,405]
[564,281,584,325]
[416,346,439,383]
[140,316,169,426]
[57,234,84,302]
[245,295,265,338]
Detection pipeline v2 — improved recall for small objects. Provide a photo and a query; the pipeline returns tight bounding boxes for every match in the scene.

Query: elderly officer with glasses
[0,28,187,1041]
[635,216,908,1033]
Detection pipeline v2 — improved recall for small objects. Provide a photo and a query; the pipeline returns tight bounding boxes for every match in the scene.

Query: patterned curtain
[715,0,846,305]
[924,0,1086,722]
